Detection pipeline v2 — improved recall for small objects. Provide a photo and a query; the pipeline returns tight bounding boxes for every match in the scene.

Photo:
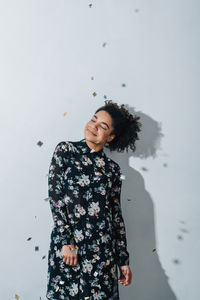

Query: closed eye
[91,119,107,130]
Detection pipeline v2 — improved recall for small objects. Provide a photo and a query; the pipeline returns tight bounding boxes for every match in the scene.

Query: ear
[107,134,116,142]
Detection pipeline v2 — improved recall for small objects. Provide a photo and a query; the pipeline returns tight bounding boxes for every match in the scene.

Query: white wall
[0,0,199,299]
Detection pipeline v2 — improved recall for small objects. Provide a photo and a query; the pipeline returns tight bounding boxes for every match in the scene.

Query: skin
[62,110,132,286]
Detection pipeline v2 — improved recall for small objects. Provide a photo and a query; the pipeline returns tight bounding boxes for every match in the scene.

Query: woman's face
[84,110,116,145]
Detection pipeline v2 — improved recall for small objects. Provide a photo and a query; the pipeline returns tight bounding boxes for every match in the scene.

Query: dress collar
[79,138,105,156]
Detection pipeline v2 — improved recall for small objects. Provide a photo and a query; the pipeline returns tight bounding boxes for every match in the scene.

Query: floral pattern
[46,138,129,300]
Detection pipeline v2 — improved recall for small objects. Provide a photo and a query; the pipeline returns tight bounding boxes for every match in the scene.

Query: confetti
[14,294,20,300]
[27,237,32,241]
[152,248,156,252]
[91,76,94,80]
[64,224,70,229]
[35,246,39,251]
[121,83,126,87]
[89,4,92,8]
[102,42,107,47]
[177,235,183,240]
[120,174,126,180]
[134,8,139,13]
[60,280,65,285]
[163,163,168,167]
[141,167,148,171]
[56,286,59,292]
[180,228,189,233]
[127,198,132,201]
[172,258,180,264]
[42,255,46,259]
[92,92,97,97]
[94,271,98,277]
[37,141,43,147]
[103,95,107,99]
[44,197,50,202]
[63,112,67,116]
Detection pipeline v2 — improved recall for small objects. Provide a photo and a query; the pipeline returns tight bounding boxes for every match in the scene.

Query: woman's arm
[48,141,75,246]
[111,165,130,267]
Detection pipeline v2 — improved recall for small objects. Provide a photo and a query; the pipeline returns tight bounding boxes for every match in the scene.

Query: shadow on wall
[105,105,177,300]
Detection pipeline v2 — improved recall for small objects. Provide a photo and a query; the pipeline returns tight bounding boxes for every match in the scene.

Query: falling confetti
[121,83,126,87]
[141,167,148,171]
[89,3,92,8]
[134,8,140,13]
[14,294,20,299]
[42,255,46,260]
[163,163,168,167]
[104,95,107,99]
[63,112,67,116]
[27,237,32,241]
[180,228,189,233]
[93,92,97,97]
[172,258,180,264]
[102,42,107,47]
[91,76,94,80]
[177,235,183,240]
[179,220,186,224]
[35,216,37,218]
[35,246,39,251]
[37,141,43,147]
[127,198,132,201]
[44,197,50,202]
[152,248,156,252]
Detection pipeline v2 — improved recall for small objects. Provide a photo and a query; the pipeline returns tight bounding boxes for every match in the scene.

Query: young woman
[46,100,142,300]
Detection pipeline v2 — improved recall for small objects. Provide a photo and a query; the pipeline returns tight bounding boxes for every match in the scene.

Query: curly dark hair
[95,100,142,152]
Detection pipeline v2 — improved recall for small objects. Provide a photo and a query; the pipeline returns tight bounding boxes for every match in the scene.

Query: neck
[85,138,104,152]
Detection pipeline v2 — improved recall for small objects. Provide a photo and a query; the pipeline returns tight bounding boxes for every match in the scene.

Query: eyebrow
[93,114,110,129]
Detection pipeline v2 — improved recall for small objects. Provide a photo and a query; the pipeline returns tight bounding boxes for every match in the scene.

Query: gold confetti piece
[96,229,99,232]
[91,76,94,80]
[93,254,98,258]
[15,295,20,300]
[92,92,97,96]
[64,224,70,229]
[56,286,59,292]
[106,259,110,265]
[85,297,90,299]
[105,205,108,208]
[75,221,79,224]
[63,112,67,116]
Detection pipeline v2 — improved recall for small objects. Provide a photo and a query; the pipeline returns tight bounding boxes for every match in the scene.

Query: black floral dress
[46,138,130,300]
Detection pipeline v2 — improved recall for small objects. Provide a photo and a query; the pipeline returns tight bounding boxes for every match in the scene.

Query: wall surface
[0,0,199,299]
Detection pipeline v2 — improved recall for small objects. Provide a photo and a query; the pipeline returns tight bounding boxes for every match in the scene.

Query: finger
[73,255,78,266]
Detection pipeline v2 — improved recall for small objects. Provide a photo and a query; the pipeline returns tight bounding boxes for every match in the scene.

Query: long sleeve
[111,165,130,267]
[48,141,75,246]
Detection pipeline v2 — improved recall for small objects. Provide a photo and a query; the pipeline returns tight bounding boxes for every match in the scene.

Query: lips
[87,128,97,136]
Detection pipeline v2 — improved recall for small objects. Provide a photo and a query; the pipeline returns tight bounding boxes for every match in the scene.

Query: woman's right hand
[62,244,79,266]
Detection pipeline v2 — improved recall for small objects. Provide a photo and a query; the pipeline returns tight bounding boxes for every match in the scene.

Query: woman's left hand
[118,265,132,286]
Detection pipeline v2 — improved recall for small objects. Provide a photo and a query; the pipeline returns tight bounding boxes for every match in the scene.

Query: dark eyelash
[91,119,107,130]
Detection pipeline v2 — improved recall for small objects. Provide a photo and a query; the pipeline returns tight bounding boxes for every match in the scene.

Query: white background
[0,0,199,299]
